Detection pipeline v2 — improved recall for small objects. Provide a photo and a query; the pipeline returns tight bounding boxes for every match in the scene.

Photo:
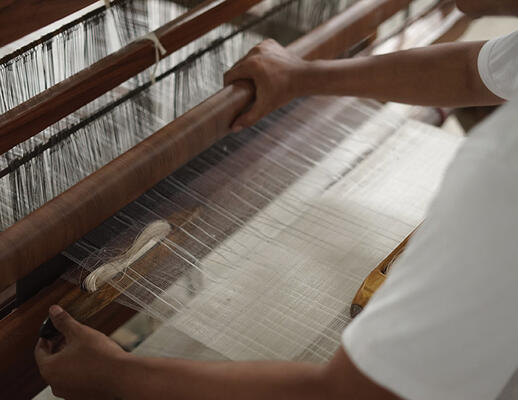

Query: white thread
[141,32,167,84]
[82,220,171,292]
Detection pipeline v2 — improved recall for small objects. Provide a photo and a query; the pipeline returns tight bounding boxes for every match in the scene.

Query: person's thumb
[231,103,265,132]
[49,305,81,340]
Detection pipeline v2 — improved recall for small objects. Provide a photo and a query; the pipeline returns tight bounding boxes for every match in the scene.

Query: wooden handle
[0,0,410,293]
[0,0,262,155]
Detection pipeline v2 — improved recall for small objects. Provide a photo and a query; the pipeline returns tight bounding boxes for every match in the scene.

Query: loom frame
[0,0,413,294]
[0,1,469,398]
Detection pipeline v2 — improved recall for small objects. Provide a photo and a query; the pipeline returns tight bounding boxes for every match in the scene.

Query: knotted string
[141,32,167,84]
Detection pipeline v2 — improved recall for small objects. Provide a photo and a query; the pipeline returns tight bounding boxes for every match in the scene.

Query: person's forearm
[112,355,329,400]
[297,41,503,107]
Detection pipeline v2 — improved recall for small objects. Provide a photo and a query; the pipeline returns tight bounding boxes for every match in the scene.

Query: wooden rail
[0,0,411,292]
[0,0,100,47]
[0,0,262,155]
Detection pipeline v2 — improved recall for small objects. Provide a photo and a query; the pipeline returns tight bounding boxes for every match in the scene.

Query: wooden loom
[0,0,470,398]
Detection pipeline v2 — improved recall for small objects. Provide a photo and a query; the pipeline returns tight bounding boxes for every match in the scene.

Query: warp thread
[141,32,167,84]
[0,0,356,230]
[82,220,172,292]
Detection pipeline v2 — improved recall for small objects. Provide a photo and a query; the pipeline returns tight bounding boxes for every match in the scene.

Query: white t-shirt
[343,33,518,400]
[478,30,518,100]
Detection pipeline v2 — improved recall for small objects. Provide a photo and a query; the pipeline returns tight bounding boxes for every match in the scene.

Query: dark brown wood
[0,0,100,48]
[0,284,15,319]
[0,0,262,155]
[0,0,413,293]
[0,278,135,400]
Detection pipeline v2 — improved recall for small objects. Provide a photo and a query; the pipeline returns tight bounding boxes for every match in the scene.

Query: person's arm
[115,343,398,400]
[224,39,504,131]
[35,305,398,400]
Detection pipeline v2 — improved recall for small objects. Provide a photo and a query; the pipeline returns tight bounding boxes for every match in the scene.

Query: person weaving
[35,1,518,398]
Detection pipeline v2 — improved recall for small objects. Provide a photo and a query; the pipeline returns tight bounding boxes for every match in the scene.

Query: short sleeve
[478,31,518,100]
[343,102,518,400]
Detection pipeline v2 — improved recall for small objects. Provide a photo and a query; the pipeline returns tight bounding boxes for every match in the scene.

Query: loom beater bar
[0,0,411,293]
[0,0,263,155]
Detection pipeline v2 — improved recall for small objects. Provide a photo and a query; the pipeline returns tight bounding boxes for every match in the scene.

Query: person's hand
[224,39,310,132]
[34,305,128,399]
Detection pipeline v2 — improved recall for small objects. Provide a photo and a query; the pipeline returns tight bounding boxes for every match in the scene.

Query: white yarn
[141,32,167,84]
[82,220,171,292]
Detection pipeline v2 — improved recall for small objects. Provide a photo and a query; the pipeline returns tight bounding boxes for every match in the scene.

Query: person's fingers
[34,338,53,365]
[231,101,265,132]
[51,337,67,353]
[224,63,253,86]
[247,44,263,56]
[255,38,278,52]
[48,305,82,340]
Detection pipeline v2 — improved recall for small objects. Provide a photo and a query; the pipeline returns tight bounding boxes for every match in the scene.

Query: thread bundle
[82,220,171,292]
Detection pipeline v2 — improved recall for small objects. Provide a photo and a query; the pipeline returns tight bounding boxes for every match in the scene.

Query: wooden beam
[0,0,411,292]
[0,0,262,155]
[0,0,100,48]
